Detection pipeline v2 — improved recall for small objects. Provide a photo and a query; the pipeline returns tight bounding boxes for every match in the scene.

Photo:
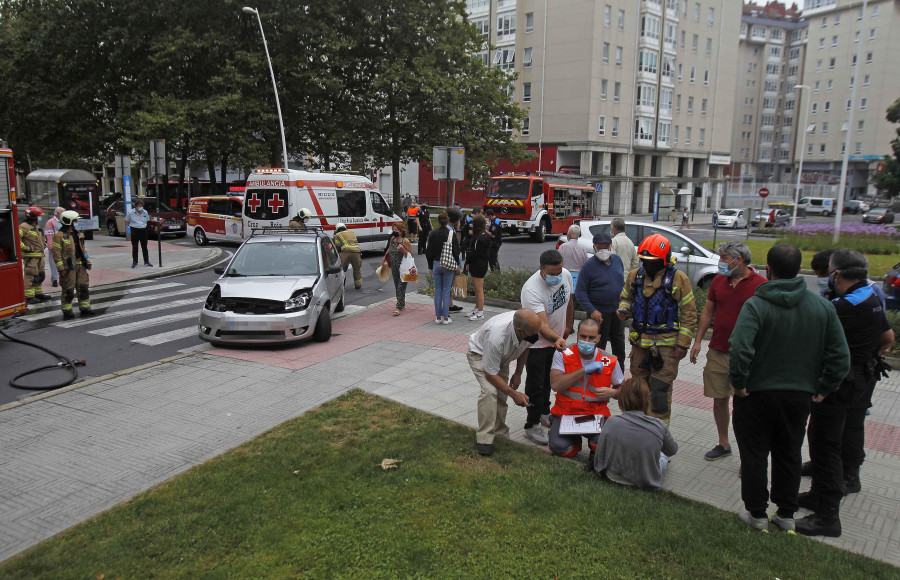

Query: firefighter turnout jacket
[51,229,91,272]
[19,221,46,260]
[334,229,361,253]
[619,265,697,349]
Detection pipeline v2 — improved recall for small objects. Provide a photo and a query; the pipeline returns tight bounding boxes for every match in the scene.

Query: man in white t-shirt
[520,249,574,445]
[468,309,543,456]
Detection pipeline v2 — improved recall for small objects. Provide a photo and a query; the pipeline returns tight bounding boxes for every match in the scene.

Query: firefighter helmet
[297,208,312,220]
[25,206,44,219]
[638,233,670,262]
[335,222,347,232]
[60,210,81,226]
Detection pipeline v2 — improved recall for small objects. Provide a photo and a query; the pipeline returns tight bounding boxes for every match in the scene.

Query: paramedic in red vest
[618,234,697,424]
[548,318,624,464]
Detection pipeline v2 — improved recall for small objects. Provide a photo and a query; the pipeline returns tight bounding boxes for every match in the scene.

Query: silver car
[570,220,721,289]
[198,228,345,345]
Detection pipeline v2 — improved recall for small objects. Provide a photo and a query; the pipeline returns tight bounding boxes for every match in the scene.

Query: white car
[714,208,749,229]
[569,220,721,289]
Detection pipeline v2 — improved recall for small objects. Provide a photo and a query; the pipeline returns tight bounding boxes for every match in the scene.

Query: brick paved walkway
[1,293,898,565]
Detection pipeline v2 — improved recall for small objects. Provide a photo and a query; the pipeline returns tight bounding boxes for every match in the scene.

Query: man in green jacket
[728,244,850,534]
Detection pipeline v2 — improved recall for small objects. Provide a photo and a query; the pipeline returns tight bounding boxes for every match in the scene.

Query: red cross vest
[551,349,617,417]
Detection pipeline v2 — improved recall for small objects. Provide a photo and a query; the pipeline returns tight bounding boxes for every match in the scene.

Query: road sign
[432,146,465,181]
[758,187,770,198]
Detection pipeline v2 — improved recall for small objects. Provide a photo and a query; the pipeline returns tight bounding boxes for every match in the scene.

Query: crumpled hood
[217,276,318,300]
[753,276,808,308]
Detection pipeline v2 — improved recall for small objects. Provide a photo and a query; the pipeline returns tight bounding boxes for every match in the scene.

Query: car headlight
[285,289,312,311]
[205,285,224,311]
[862,213,868,218]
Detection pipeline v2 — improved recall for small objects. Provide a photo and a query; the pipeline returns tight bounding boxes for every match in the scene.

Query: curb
[90,247,225,290]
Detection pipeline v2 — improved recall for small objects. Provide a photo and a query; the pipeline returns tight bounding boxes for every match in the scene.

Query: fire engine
[0,147,27,321]
[483,171,596,242]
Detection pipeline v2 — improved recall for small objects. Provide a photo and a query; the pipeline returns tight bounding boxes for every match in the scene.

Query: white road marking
[53,297,206,328]
[132,326,199,346]
[23,287,209,322]
[90,312,199,337]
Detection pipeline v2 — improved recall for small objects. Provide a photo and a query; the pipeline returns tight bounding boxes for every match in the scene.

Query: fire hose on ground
[0,325,85,391]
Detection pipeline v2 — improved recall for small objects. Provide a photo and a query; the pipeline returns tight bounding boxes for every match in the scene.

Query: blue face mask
[577,340,596,356]
[544,274,563,286]
[816,277,830,294]
[717,257,736,276]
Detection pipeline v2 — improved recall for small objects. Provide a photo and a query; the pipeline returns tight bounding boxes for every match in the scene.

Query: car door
[226,199,244,243]
[642,225,710,282]
[320,237,342,308]
[113,201,127,234]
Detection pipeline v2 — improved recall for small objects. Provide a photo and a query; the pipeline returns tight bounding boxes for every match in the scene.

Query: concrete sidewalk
[1,293,898,565]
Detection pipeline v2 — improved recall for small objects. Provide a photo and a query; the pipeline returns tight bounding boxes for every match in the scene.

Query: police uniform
[19,219,48,302]
[619,264,697,422]
[487,216,502,271]
[334,228,363,288]
[51,228,92,315]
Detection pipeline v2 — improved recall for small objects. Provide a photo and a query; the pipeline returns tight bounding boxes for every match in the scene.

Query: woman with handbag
[426,210,460,324]
[381,222,413,316]
[465,215,491,321]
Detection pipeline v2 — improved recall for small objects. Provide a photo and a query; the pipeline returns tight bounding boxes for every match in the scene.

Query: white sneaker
[467,308,478,317]
[540,414,551,428]
[468,311,484,321]
[442,317,452,325]
[524,425,549,446]
[435,318,442,324]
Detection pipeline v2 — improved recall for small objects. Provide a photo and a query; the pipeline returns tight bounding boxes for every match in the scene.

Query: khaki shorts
[703,348,733,398]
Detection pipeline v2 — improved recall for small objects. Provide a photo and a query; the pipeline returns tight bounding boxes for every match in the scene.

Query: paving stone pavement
[0,292,898,565]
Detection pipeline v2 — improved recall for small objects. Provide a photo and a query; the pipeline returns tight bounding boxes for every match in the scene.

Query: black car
[885,262,900,311]
[862,208,896,224]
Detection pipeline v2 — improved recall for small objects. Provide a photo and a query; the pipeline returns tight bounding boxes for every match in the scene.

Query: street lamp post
[791,84,811,227]
[242,6,289,171]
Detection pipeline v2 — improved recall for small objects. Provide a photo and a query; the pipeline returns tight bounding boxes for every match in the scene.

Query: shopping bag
[439,237,457,271]
[400,254,418,282]
[451,274,468,299]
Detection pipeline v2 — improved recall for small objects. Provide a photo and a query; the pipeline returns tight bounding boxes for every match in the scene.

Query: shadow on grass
[1,390,895,579]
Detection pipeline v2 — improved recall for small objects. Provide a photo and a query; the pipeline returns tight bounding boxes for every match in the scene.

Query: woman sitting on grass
[592,377,678,490]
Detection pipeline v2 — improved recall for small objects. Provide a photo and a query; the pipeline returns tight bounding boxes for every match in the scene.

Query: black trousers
[598,311,626,372]
[418,229,430,255]
[131,227,149,263]
[488,246,500,271]
[733,390,810,517]
[524,346,556,426]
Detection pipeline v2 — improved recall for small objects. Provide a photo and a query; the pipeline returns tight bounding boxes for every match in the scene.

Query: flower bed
[779,223,900,254]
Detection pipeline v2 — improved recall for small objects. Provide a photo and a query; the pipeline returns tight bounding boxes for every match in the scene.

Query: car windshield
[226,241,319,277]
[140,199,174,213]
[719,210,738,216]
[870,209,886,215]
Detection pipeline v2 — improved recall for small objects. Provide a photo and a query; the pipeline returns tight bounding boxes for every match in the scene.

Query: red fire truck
[0,147,27,321]
[483,171,597,242]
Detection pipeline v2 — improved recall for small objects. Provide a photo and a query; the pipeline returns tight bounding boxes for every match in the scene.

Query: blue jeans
[659,452,670,477]
[432,262,455,318]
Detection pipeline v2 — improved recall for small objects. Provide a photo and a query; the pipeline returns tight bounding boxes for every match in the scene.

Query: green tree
[870,98,900,199]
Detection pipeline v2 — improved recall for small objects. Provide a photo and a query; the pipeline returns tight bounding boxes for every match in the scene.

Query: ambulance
[242,168,401,250]
[187,195,245,245]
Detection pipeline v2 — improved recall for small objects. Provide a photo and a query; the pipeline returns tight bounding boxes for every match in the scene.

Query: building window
[615,46,622,67]
[846,99,852,111]
[849,76,854,88]
[870,28,876,40]
[634,118,655,141]
[790,48,800,60]
[706,38,712,56]
[612,117,619,137]
[852,54,857,67]
[694,3,700,21]
[665,22,678,47]
[820,144,826,155]
[641,14,661,40]
[826,79,833,91]
[602,43,609,63]
[614,82,621,102]
[834,13,840,25]
[701,98,707,116]
[855,142,862,155]
[769,46,781,59]
[699,128,705,146]
[814,81,820,92]
[676,94,681,113]
[525,12,534,32]
[496,48,515,71]
[600,80,607,100]
[822,122,829,133]
[661,89,673,113]
[681,30,686,48]
[690,66,696,83]
[860,98,867,110]
[863,74,870,87]
[812,102,818,114]
[832,35,838,47]
[678,64,683,80]
[637,84,657,108]
[692,34,698,53]
[686,127,692,144]
[523,47,533,67]
[473,17,489,38]
[662,55,675,81]
[497,12,516,37]
[816,60,823,72]
[829,57,836,69]
[704,69,709,85]
[819,37,825,49]
[855,31,860,43]
[521,117,530,136]
[674,125,679,143]
[872,4,879,17]
[523,82,531,102]
[824,101,831,112]
[658,121,671,146]
[598,115,606,136]
[604,5,611,27]
[618,10,625,30]
[858,120,864,132]
[708,7,714,25]
[639,50,659,74]
[866,52,873,64]
[821,16,827,28]
[688,96,694,114]
[808,144,814,155]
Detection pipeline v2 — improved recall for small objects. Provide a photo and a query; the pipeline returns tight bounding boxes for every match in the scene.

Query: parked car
[105,198,187,238]
[798,196,836,216]
[568,220,721,289]
[862,208,896,224]
[198,227,346,345]
[750,208,790,227]
[843,199,870,214]
[714,208,749,229]
[885,262,900,311]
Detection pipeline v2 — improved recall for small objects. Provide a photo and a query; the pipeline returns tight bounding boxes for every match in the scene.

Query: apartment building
[428,0,741,214]
[797,0,898,198]
[730,2,807,183]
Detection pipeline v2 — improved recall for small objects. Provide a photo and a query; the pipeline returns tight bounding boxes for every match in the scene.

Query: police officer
[20,206,50,304]
[51,211,93,319]
[617,233,697,424]
[334,222,363,289]
[797,249,894,538]
[417,203,432,256]
[485,208,502,272]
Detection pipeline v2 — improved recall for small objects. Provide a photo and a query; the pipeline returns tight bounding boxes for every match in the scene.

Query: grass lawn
[1,391,896,579]
[701,239,898,274]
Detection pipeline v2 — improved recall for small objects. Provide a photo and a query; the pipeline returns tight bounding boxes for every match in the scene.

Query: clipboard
[559,414,605,434]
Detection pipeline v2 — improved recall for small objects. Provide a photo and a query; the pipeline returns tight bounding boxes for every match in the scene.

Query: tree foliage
[0,0,527,207]
[870,97,900,199]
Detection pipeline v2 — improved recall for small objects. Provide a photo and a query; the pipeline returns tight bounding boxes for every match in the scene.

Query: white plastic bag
[400,254,418,282]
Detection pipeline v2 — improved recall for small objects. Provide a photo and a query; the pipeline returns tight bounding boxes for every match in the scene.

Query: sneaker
[771,513,797,534]
[51,279,58,287]
[441,317,452,325]
[144,262,153,267]
[524,425,549,446]
[131,262,138,268]
[797,491,818,511]
[476,443,493,457]
[843,473,861,495]
[795,513,842,538]
[468,311,484,321]
[704,445,732,461]
[738,509,769,533]
[435,318,442,324]
[449,305,463,312]
[800,460,813,477]
[540,414,551,428]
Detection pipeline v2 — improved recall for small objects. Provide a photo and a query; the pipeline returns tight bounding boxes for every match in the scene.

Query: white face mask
[595,249,612,262]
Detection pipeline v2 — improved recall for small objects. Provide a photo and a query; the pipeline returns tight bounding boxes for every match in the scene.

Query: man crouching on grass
[468,309,543,457]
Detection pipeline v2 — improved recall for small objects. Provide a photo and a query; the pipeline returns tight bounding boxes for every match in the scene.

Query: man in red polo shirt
[690,241,766,461]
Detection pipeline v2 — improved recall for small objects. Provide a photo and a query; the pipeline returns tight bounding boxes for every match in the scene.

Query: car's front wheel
[313,307,332,342]
[334,291,345,313]
[194,228,209,246]
[107,220,119,237]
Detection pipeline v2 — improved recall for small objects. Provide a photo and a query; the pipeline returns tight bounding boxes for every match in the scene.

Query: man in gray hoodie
[728,244,850,534]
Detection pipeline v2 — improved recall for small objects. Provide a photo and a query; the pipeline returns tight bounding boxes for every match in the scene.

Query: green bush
[419,268,535,303]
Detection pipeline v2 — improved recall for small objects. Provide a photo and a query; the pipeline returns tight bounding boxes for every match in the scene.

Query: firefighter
[617,233,697,424]
[289,208,312,231]
[20,206,50,304]
[52,210,94,319]
[334,222,363,289]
